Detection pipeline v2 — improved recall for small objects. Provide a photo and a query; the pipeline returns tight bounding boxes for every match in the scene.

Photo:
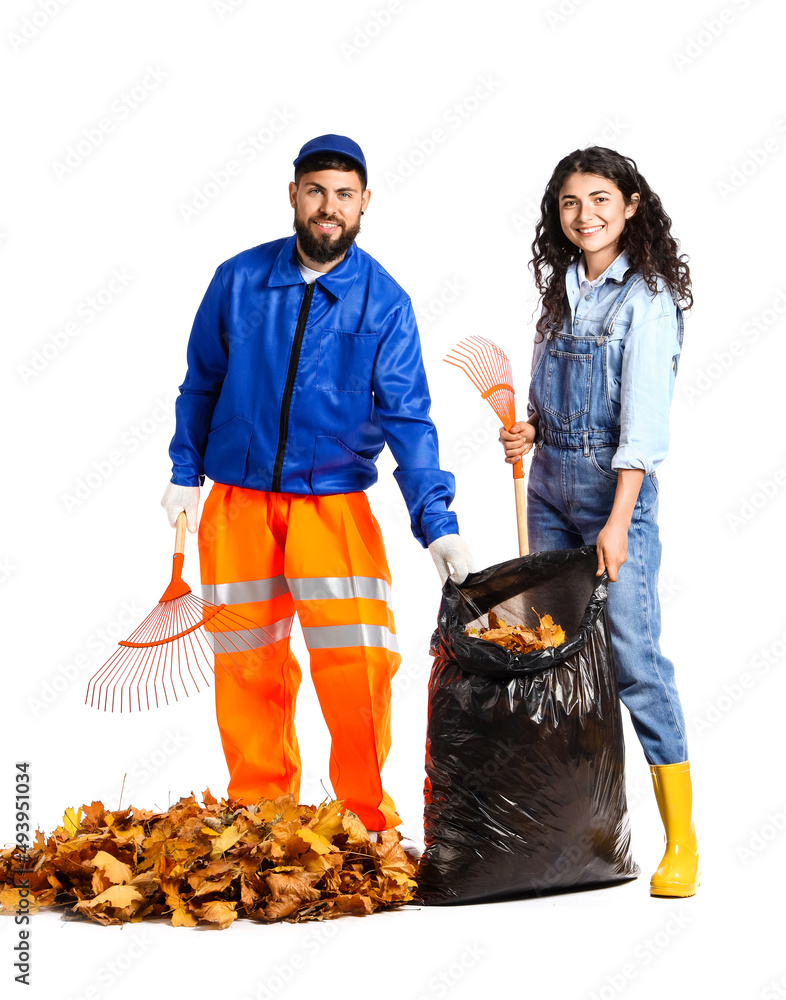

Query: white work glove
[428,533,475,585]
[161,483,200,533]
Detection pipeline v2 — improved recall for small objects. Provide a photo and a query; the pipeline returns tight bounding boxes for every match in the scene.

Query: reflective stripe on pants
[197,484,402,831]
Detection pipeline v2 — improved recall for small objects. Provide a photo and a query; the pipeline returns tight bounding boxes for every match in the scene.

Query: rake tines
[444,335,517,429]
[444,335,529,556]
[85,513,275,712]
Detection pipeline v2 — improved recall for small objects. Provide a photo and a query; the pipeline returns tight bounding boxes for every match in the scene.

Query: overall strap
[596,271,644,345]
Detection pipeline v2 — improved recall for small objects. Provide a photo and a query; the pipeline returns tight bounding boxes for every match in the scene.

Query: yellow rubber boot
[650,761,701,897]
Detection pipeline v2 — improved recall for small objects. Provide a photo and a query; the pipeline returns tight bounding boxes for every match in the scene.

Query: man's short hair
[294,153,367,190]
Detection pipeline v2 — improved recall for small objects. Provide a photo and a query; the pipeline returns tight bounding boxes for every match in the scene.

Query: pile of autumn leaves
[0,791,417,928]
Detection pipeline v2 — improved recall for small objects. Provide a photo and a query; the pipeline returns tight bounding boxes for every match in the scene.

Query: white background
[2,0,785,997]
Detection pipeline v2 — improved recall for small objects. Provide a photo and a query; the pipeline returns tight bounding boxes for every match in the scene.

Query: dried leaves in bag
[466,607,566,653]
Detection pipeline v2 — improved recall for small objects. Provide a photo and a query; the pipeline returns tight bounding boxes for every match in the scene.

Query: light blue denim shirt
[528,252,682,474]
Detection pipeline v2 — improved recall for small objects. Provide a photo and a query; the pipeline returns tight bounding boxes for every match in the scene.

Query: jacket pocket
[310,435,379,494]
[316,329,378,393]
[203,416,253,485]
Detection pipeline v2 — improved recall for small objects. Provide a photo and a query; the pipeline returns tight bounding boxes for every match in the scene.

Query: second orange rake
[444,335,528,556]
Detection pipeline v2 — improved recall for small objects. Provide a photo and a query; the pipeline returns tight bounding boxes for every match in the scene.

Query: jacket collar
[268,235,360,300]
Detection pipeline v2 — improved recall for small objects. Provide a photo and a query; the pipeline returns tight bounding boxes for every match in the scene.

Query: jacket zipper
[272,282,315,492]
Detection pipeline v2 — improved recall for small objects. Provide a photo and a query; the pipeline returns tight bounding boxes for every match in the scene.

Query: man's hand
[499,420,537,464]
[429,534,475,585]
[161,483,200,533]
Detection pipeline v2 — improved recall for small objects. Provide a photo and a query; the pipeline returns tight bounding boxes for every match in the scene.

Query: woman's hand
[595,468,644,580]
[595,518,629,581]
[499,420,537,463]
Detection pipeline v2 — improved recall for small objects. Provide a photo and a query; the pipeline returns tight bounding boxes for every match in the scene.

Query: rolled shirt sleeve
[372,298,459,547]
[612,301,682,475]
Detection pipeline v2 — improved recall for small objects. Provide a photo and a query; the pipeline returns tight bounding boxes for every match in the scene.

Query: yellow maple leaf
[309,799,344,841]
[80,801,106,827]
[374,832,417,887]
[91,872,112,896]
[303,852,343,876]
[112,824,146,844]
[90,850,133,885]
[537,613,566,647]
[58,834,96,854]
[87,884,144,908]
[194,900,237,929]
[160,875,183,909]
[276,795,311,823]
[209,824,243,858]
[340,810,369,844]
[171,906,198,927]
[0,888,40,915]
[292,827,333,856]
[62,807,82,837]
[75,884,146,922]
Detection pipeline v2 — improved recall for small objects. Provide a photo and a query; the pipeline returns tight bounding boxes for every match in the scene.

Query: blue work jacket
[168,236,458,547]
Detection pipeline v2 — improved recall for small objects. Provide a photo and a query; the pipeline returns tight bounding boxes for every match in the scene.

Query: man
[161,134,473,832]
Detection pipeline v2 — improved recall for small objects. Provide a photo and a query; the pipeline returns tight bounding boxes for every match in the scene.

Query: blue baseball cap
[293,134,367,183]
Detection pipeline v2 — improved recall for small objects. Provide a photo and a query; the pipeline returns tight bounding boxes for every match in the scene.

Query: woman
[500,146,699,897]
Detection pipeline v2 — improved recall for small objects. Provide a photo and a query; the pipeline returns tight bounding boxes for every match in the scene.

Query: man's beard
[293,213,361,264]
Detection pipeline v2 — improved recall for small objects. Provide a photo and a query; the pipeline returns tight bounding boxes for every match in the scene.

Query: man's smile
[312,218,341,233]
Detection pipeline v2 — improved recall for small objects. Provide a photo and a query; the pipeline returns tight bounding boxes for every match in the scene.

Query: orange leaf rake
[444,335,528,556]
[85,512,274,712]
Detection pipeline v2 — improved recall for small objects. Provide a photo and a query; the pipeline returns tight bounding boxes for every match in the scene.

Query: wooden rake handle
[174,510,188,555]
[159,511,191,602]
[514,467,528,557]
[509,447,528,556]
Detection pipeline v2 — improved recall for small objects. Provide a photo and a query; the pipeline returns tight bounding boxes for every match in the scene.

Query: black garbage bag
[417,546,639,905]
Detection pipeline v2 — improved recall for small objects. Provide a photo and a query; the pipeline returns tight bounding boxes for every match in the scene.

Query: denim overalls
[527,270,687,765]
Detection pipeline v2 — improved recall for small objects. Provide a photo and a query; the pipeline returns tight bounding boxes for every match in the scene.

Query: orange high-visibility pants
[198,484,402,831]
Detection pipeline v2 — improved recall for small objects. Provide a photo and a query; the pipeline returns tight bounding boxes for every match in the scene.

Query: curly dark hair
[531,146,692,340]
